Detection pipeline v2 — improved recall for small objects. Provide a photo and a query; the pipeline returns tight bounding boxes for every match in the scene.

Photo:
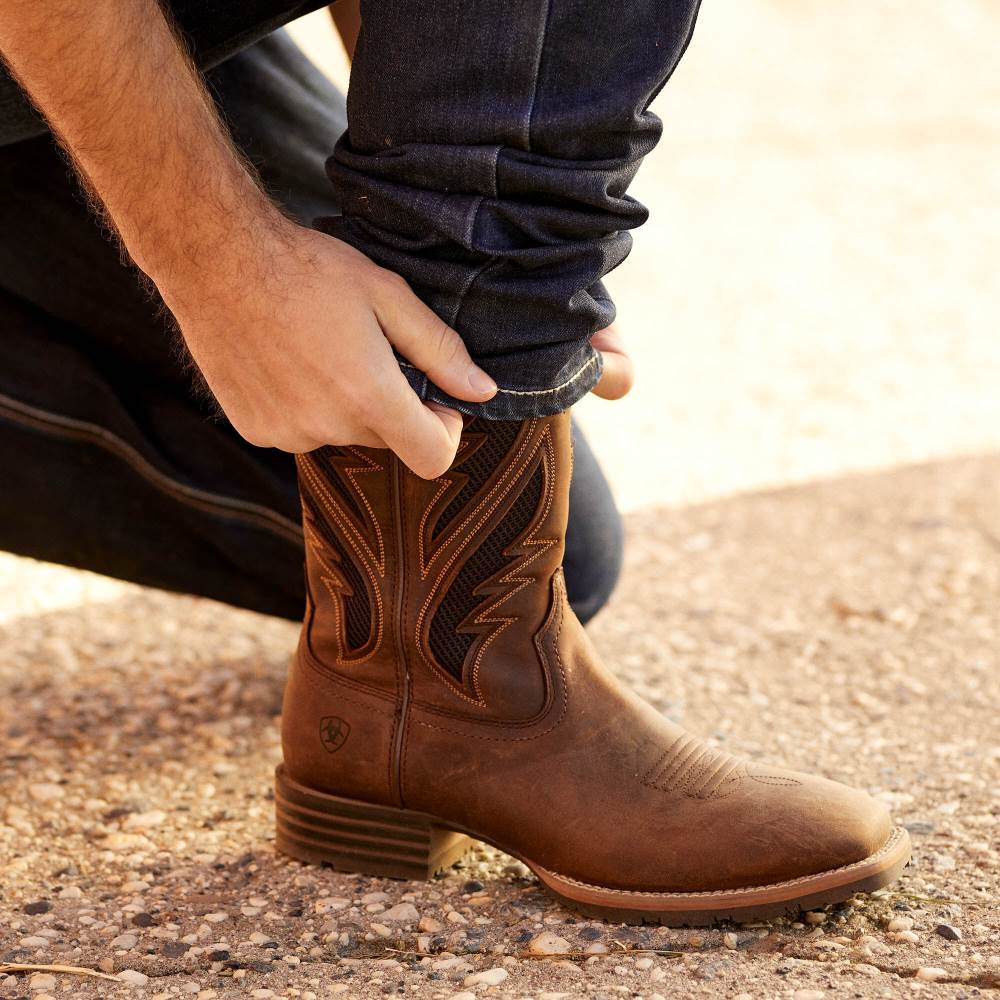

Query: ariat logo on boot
[319,716,350,753]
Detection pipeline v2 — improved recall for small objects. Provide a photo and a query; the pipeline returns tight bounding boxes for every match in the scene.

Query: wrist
[136,183,296,312]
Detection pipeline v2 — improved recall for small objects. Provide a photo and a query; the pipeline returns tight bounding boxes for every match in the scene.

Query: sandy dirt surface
[2,2,999,998]
[1,454,998,998]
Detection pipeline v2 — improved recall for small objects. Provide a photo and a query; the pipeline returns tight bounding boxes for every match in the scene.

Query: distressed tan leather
[282,413,895,894]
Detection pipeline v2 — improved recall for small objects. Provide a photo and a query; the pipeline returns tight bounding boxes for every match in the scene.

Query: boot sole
[274,765,911,926]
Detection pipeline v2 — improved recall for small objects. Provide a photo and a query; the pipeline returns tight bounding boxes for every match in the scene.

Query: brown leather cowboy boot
[276,413,910,925]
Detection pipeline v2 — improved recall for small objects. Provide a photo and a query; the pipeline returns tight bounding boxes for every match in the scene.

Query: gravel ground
[2,3,998,998]
[1,451,998,999]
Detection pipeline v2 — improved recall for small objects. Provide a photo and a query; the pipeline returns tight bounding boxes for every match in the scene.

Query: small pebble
[124,810,167,829]
[28,783,64,802]
[915,967,948,982]
[28,973,57,990]
[118,970,150,986]
[935,923,962,941]
[382,902,420,922]
[464,968,508,987]
[887,915,914,932]
[527,931,571,955]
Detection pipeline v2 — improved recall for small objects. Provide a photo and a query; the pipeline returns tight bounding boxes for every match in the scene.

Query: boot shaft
[295,413,572,717]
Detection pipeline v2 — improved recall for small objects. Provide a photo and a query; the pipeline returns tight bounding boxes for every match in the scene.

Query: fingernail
[468,367,497,395]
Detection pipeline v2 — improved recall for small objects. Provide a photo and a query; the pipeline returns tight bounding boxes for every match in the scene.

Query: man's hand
[0,0,494,478]
[167,220,497,478]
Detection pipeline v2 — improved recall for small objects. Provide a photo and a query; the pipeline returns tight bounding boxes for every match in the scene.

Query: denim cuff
[400,346,603,420]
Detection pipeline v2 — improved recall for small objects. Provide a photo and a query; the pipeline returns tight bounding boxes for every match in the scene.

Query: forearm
[0,0,282,288]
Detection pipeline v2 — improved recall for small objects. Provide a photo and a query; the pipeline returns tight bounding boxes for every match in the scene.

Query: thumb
[591,323,634,400]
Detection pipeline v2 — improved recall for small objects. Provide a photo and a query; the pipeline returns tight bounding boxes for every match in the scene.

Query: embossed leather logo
[319,716,350,753]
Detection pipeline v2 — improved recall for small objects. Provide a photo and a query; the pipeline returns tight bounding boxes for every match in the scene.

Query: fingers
[235,421,388,454]
[590,323,634,400]
[373,271,497,404]
[358,348,463,478]
[592,352,634,400]
[373,390,463,480]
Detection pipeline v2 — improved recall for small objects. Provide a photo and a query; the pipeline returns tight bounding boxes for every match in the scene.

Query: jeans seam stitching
[401,350,598,397]
[525,0,554,149]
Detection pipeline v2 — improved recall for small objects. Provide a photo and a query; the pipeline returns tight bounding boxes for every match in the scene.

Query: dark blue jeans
[0,31,623,623]
[2,0,703,417]
[325,0,703,417]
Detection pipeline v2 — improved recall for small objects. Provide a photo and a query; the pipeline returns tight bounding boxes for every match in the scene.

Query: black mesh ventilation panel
[432,420,522,541]
[429,460,544,681]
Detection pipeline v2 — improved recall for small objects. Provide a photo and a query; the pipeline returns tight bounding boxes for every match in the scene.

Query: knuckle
[432,321,463,363]
[234,424,271,449]
[349,392,379,426]
[377,267,410,296]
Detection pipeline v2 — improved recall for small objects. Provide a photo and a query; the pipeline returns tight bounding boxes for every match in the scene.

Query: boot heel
[274,765,473,880]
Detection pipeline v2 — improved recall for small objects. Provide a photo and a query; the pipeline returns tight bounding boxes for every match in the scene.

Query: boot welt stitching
[536,828,909,900]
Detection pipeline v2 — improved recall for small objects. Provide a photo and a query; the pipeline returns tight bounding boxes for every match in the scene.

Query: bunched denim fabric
[0,32,622,624]
[1,0,703,416]
[322,0,702,417]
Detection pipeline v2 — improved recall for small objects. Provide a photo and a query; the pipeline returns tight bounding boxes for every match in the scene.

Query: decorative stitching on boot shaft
[414,421,558,704]
[298,450,387,665]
